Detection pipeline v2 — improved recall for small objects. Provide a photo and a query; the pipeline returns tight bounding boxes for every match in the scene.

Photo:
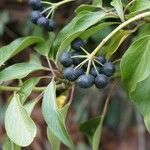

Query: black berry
[96,55,106,65]
[63,67,79,81]
[30,11,41,24]
[90,67,102,77]
[77,74,94,88]
[71,38,84,52]
[72,52,82,65]
[29,0,42,10]
[47,19,56,31]
[75,67,84,77]
[95,74,108,89]
[102,62,115,77]
[37,16,49,29]
[59,52,72,67]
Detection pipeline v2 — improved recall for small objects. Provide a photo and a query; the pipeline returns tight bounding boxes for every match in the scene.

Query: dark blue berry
[63,67,79,81]
[90,67,102,77]
[60,52,72,67]
[30,11,41,24]
[37,16,49,29]
[102,62,115,77]
[96,55,106,65]
[75,67,84,77]
[71,38,84,52]
[95,74,108,89]
[71,52,82,65]
[77,74,94,88]
[47,19,56,31]
[29,0,42,10]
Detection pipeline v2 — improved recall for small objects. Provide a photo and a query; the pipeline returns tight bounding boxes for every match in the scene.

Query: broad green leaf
[42,80,75,149]
[121,35,150,132]
[80,117,102,150]
[29,53,42,66]
[3,136,21,150]
[93,0,102,6]
[47,103,70,150]
[111,0,125,22]
[5,93,37,146]
[102,29,131,59]
[35,33,55,57]
[130,0,150,14]
[0,63,43,82]
[54,11,113,59]
[18,78,40,104]
[0,36,43,66]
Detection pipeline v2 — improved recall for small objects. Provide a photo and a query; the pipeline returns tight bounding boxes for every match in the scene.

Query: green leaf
[80,117,102,150]
[130,0,150,14]
[0,36,43,66]
[5,93,37,146]
[47,103,70,150]
[18,78,40,104]
[111,0,125,22]
[53,11,112,59]
[24,100,37,115]
[42,80,75,149]
[3,136,21,150]
[102,29,131,59]
[35,33,55,57]
[0,62,43,82]
[92,0,102,6]
[121,35,150,132]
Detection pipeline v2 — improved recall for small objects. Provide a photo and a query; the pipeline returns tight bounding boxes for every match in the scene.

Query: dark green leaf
[42,80,75,149]
[0,36,43,66]
[5,93,37,146]
[121,35,150,132]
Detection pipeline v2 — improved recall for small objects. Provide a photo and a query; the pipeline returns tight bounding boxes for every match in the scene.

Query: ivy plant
[1,0,150,149]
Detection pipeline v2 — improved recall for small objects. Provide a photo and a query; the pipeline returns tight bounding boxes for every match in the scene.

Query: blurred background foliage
[0,0,150,150]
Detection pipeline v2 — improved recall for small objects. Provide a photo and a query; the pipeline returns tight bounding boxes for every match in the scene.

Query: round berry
[102,62,115,77]
[47,19,56,31]
[63,67,79,81]
[71,52,82,65]
[37,16,49,29]
[59,52,72,67]
[75,67,84,77]
[95,74,108,89]
[29,0,42,10]
[77,74,94,88]
[96,55,106,65]
[90,67,102,77]
[30,11,41,24]
[71,38,84,52]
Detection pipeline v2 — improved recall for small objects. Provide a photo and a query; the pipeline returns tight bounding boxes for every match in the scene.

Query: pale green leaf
[42,80,75,149]
[5,93,37,146]
[111,0,125,22]
[24,100,37,115]
[0,63,43,82]
[0,36,43,66]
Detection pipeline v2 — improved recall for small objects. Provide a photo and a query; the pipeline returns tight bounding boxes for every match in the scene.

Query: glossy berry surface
[31,11,41,24]
[96,55,106,64]
[60,52,72,67]
[63,67,79,81]
[102,62,115,77]
[47,19,56,31]
[71,38,84,52]
[37,17,49,28]
[90,67,101,77]
[72,52,82,65]
[95,74,108,89]
[29,0,42,10]
[77,74,94,88]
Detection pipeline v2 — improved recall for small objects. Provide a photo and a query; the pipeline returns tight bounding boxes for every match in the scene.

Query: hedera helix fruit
[59,38,116,89]
[29,0,56,31]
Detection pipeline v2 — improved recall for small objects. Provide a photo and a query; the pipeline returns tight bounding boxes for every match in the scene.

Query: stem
[46,57,56,77]
[41,1,53,5]
[124,0,135,13]
[41,6,52,15]
[86,59,91,75]
[74,58,88,70]
[91,11,150,57]
[92,60,99,76]
[54,0,74,8]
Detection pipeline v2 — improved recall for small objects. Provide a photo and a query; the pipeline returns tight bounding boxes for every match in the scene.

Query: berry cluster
[60,38,115,89]
[29,0,56,31]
